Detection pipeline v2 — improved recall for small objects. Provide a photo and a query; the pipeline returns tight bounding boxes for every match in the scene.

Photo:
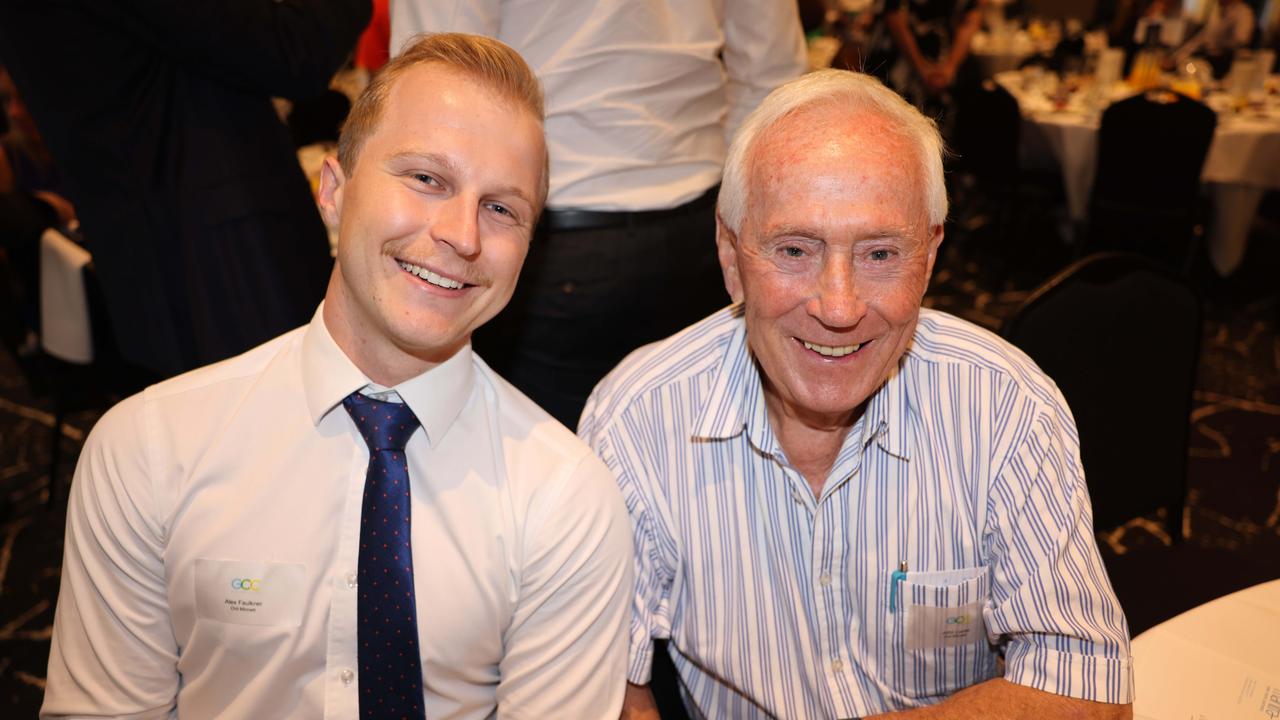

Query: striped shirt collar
[690,304,913,464]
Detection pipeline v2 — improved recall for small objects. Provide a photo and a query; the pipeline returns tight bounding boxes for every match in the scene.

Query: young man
[43,33,631,720]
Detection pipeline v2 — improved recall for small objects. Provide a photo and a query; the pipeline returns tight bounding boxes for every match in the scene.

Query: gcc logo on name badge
[231,578,263,592]
[945,613,970,625]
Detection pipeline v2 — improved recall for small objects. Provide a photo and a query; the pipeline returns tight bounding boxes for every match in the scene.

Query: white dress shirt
[580,306,1133,718]
[42,306,633,719]
[390,0,806,211]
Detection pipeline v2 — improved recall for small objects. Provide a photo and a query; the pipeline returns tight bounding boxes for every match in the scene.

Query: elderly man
[43,33,632,719]
[580,69,1133,719]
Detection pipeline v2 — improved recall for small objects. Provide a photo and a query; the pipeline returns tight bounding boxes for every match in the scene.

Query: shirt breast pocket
[892,566,998,700]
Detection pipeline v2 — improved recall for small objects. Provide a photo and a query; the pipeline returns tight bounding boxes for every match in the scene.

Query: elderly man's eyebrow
[766,224,825,240]
[858,229,913,241]
[384,150,536,206]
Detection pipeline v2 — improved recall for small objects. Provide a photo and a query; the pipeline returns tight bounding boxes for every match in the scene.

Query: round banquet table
[1130,579,1280,719]
[995,70,1280,276]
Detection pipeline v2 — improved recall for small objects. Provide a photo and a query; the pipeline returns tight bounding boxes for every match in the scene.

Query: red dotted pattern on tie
[342,392,426,720]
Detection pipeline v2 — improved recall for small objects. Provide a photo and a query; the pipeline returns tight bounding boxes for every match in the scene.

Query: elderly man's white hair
[717,69,948,233]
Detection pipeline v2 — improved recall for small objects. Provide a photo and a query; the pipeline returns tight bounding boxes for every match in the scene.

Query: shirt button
[346,573,357,589]
[831,659,844,673]
[819,572,832,586]
[341,668,355,686]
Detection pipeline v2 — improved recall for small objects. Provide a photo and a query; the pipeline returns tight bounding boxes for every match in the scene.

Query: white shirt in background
[390,0,806,211]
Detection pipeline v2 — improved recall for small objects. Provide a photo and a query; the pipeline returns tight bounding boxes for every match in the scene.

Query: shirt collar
[301,303,476,448]
[860,359,911,461]
[692,306,757,442]
[690,304,912,462]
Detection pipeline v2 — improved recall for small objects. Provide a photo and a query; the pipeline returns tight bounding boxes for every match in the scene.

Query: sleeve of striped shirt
[982,403,1135,704]
[580,395,674,686]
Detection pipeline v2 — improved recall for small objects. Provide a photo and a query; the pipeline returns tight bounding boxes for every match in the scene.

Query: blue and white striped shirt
[580,305,1133,718]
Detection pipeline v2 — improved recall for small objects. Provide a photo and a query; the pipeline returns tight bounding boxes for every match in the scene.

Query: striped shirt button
[831,660,844,673]
[819,572,832,586]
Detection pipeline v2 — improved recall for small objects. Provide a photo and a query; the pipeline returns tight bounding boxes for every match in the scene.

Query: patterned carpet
[2,206,1278,716]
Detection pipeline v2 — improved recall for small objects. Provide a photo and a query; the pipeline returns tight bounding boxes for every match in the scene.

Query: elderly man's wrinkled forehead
[744,103,932,224]
[752,101,920,169]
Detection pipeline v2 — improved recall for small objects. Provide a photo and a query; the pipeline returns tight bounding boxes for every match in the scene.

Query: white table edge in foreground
[1131,578,1280,719]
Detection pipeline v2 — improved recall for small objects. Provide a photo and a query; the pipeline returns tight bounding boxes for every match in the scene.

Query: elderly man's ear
[715,217,745,304]
[317,155,346,229]
[924,223,945,278]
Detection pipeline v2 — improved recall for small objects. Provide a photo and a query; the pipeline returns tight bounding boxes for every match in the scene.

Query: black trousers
[473,191,726,429]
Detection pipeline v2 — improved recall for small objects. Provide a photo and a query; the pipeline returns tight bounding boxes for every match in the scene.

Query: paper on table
[1133,631,1280,719]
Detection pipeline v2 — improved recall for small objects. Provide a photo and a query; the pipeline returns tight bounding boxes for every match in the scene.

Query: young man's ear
[715,215,744,304]
[316,155,346,230]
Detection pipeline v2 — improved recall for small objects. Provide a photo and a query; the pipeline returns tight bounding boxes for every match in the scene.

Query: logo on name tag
[196,559,305,627]
[906,602,984,650]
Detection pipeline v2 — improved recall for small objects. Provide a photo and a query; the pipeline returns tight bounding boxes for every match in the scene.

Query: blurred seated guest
[0,64,76,357]
[0,66,74,227]
[0,0,371,380]
[1173,0,1255,67]
[581,69,1134,719]
[879,0,984,116]
[1134,0,1189,47]
[41,33,632,720]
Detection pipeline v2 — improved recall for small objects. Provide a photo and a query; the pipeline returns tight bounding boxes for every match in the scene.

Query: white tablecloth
[996,70,1280,275]
[1131,579,1280,719]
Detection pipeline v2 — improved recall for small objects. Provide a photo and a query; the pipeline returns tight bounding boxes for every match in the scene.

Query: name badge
[905,601,984,651]
[195,559,306,627]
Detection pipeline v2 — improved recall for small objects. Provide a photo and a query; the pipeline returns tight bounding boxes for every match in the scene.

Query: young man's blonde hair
[337,32,548,205]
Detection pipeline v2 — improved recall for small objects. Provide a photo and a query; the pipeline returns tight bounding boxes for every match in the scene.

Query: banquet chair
[949,79,1068,283]
[1002,252,1200,537]
[952,79,1021,190]
[1085,90,1217,271]
[38,228,130,509]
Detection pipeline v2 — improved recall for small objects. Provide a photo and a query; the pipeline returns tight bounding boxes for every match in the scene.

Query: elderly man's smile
[798,338,866,358]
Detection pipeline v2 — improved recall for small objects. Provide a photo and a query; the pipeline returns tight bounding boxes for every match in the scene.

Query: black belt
[540,185,719,232]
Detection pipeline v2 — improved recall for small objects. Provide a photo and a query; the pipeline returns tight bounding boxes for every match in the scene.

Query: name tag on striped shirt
[905,601,984,651]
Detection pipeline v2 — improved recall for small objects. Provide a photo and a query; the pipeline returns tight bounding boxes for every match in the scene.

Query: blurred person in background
[1173,0,1256,70]
[878,0,985,116]
[0,0,371,380]
[391,0,807,428]
[1134,0,1189,47]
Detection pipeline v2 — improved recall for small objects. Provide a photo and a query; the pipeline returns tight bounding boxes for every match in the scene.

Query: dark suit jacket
[0,0,371,376]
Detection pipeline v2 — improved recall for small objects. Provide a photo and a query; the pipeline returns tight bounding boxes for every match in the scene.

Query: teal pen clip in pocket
[888,561,908,613]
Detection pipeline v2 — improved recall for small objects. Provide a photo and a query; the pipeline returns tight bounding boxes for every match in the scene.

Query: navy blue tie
[343,392,427,720]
